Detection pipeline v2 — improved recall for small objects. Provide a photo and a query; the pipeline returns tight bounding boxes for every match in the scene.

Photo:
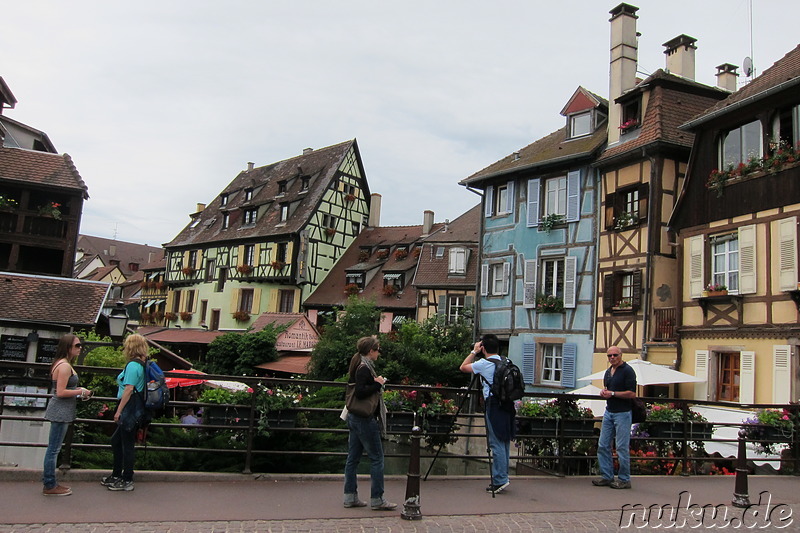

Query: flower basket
[269,261,285,271]
[386,411,416,433]
[394,249,408,260]
[535,294,564,313]
[38,202,62,220]
[539,213,565,233]
[325,227,336,237]
[382,285,398,296]
[422,413,456,434]
[619,118,639,133]
[264,409,297,428]
[155,281,166,291]
[232,310,250,322]
[237,264,253,275]
[180,311,192,321]
[344,193,356,202]
[707,290,728,297]
[358,250,370,262]
[742,408,796,455]
[517,416,558,437]
[181,266,196,276]
[376,250,389,260]
[344,283,360,296]
[205,406,251,427]
[646,421,713,441]
[164,311,178,321]
[152,311,164,322]
[139,312,152,324]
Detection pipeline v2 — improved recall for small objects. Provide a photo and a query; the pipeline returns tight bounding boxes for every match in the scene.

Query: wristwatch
[611,391,615,397]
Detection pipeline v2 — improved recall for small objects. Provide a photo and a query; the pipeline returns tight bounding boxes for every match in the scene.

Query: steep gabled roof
[413,205,481,289]
[682,45,800,130]
[0,146,88,197]
[76,235,164,277]
[0,272,109,327]
[597,70,728,164]
[165,139,364,248]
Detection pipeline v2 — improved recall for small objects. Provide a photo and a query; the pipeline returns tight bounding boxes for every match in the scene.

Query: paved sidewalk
[0,470,798,531]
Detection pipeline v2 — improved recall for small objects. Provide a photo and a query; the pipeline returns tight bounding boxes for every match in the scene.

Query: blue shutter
[522,342,536,384]
[527,178,540,227]
[561,343,577,388]
[484,186,494,218]
[566,170,580,222]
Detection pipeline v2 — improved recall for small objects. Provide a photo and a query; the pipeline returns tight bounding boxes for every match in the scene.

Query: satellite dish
[743,57,753,77]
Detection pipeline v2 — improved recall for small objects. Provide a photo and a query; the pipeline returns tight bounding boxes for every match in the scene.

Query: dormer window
[449,247,467,274]
[243,208,258,225]
[569,111,592,138]
[346,272,364,289]
[220,194,229,207]
[620,100,641,134]
[221,212,230,229]
[279,203,289,222]
[278,181,287,195]
[244,188,254,202]
[301,176,310,191]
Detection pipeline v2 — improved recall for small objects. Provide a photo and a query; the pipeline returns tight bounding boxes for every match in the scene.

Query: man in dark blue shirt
[592,346,637,489]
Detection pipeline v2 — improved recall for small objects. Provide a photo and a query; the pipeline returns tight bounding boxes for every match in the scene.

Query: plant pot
[264,409,296,428]
[561,419,596,437]
[517,417,558,437]
[386,411,415,433]
[423,414,456,434]
[646,421,712,440]
[205,406,252,427]
[707,290,728,297]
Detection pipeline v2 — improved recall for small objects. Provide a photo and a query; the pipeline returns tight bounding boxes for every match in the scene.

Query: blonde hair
[123,334,149,362]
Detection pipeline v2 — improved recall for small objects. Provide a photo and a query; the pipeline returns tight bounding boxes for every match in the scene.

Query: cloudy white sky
[3,1,798,247]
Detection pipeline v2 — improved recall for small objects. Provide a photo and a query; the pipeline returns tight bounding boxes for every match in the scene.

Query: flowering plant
[358,250,370,262]
[742,408,796,455]
[706,283,727,292]
[517,397,593,419]
[376,250,390,260]
[256,384,303,413]
[181,266,196,276]
[394,249,408,260]
[536,294,564,313]
[344,283,360,296]
[619,118,639,131]
[325,227,336,237]
[0,195,18,209]
[269,261,285,270]
[344,193,356,202]
[179,311,192,321]
[232,310,250,322]
[383,389,416,412]
[382,284,398,296]
[643,403,708,424]
[38,202,62,220]
[237,264,253,275]
[164,311,178,321]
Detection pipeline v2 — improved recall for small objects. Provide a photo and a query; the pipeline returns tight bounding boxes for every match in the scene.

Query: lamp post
[107,301,129,343]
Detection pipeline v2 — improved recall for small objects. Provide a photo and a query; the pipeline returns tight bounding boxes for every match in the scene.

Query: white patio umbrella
[568,384,606,417]
[205,380,251,392]
[577,358,705,386]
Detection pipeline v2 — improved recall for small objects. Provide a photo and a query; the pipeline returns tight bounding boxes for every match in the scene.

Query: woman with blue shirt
[101,334,147,492]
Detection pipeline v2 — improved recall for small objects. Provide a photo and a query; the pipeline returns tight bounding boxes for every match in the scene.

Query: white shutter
[522,342,536,384]
[689,235,704,298]
[505,181,515,216]
[738,225,757,294]
[739,350,755,404]
[523,259,537,308]
[484,186,494,218]
[772,345,791,404]
[502,261,511,295]
[527,179,540,227]
[480,264,489,296]
[694,350,709,401]
[778,217,797,291]
[563,256,577,308]
[566,170,580,222]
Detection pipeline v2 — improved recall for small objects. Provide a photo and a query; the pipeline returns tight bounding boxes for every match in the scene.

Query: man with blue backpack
[460,334,522,495]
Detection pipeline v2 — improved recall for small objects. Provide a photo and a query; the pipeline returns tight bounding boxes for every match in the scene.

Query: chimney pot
[422,210,434,237]
[715,63,739,92]
[196,203,206,213]
[303,148,313,155]
[247,162,254,172]
[368,193,382,228]
[608,3,639,145]
[662,34,697,80]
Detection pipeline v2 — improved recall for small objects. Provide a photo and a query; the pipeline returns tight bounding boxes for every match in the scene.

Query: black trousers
[110,425,136,481]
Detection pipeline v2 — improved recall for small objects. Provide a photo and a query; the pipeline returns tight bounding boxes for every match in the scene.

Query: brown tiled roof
[165,140,365,248]
[250,312,305,331]
[414,206,481,288]
[141,258,167,272]
[422,204,481,244]
[141,327,226,345]
[256,355,311,375]
[683,45,800,128]
[0,147,88,196]
[598,70,727,164]
[84,265,124,282]
[303,223,440,310]
[461,125,606,186]
[76,235,164,277]
[0,272,109,327]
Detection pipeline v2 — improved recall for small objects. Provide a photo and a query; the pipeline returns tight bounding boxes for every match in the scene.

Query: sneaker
[371,500,397,511]
[592,477,612,487]
[43,485,72,496]
[486,481,510,494]
[100,475,121,487]
[107,479,135,491]
[610,480,632,489]
[343,499,367,508]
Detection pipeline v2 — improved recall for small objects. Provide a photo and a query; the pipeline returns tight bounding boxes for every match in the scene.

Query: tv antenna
[742,56,753,78]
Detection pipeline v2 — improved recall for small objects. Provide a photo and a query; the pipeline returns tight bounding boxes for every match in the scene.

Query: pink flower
[267,389,274,396]
[782,415,790,420]
[247,387,254,393]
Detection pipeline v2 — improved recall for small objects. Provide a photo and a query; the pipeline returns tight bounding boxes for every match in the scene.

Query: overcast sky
[3,1,798,247]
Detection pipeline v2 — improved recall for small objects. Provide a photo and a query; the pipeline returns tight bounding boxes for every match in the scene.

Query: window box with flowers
[539,213,565,233]
[139,311,152,324]
[344,283,361,296]
[152,311,164,323]
[516,397,595,437]
[344,193,356,203]
[325,227,336,237]
[38,202,62,220]
[232,310,250,322]
[382,284,399,297]
[703,283,727,297]
[376,249,390,260]
[237,264,253,275]
[358,250,370,262]
[154,281,166,291]
[619,118,639,134]
[384,385,459,447]
[614,211,637,231]
[201,388,257,428]
[255,384,304,432]
[180,311,193,321]
[269,261,285,271]
[181,266,196,276]
[0,195,18,211]
[636,403,712,441]
[612,300,633,313]
[535,294,564,314]
[140,280,153,290]
[394,249,408,260]
[742,408,797,456]
[164,311,178,322]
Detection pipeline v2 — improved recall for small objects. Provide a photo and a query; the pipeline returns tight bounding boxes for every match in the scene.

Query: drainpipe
[641,152,658,361]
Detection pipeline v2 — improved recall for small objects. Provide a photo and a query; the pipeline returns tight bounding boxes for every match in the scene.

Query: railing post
[242,391,258,475]
[732,428,750,508]
[401,420,423,520]
[680,401,690,476]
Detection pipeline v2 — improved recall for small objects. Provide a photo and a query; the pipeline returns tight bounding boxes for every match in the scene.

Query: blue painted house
[459,87,607,392]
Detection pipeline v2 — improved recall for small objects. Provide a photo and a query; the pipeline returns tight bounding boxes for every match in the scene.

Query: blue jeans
[597,410,632,482]
[42,421,70,489]
[485,412,510,486]
[111,424,137,482]
[343,413,385,504]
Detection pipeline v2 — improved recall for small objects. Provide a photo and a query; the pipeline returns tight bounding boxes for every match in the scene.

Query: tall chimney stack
[715,63,739,92]
[663,35,697,80]
[608,3,639,145]
[246,162,254,172]
[368,193,382,228]
[422,210,434,237]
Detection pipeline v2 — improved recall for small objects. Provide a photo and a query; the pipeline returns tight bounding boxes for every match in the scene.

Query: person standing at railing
[42,334,92,496]
[592,346,637,490]
[101,334,147,492]
[342,336,397,511]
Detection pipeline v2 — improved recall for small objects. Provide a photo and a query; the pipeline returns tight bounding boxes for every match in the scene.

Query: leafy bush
[742,408,796,455]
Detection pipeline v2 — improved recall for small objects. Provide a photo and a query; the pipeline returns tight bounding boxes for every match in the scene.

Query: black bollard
[732,427,751,508]
[401,422,423,520]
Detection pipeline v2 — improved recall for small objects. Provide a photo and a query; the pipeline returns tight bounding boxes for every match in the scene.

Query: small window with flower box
[603,270,642,313]
[605,183,648,231]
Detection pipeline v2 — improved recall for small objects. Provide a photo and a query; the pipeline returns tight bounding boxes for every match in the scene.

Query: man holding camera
[459,334,514,494]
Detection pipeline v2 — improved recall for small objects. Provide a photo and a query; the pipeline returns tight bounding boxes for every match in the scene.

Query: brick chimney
[663,34,697,80]
[368,193,381,228]
[422,210,434,237]
[715,63,739,92]
[608,3,639,145]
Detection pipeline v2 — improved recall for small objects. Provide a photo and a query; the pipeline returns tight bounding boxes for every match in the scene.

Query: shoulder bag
[345,364,380,417]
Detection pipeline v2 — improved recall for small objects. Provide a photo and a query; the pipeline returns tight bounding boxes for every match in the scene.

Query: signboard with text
[0,335,28,362]
[275,317,319,351]
[36,338,60,365]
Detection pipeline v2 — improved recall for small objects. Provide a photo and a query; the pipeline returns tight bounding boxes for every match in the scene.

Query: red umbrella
[165,369,207,389]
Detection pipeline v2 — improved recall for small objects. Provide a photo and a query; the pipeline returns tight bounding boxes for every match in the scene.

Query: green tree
[203,325,282,376]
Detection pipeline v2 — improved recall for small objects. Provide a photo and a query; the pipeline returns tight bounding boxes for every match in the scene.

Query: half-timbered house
[591,5,728,395]
[163,140,370,331]
[459,86,607,393]
[670,45,800,404]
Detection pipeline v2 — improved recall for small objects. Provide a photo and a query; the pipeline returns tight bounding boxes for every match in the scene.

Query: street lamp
[107,301,129,342]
